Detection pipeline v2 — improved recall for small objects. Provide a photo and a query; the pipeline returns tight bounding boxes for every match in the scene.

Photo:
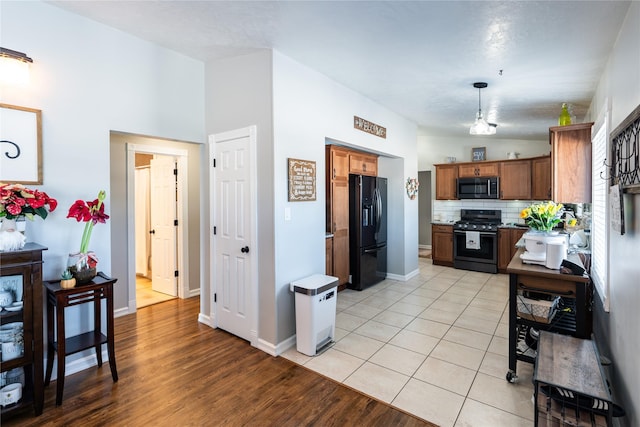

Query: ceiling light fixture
[0,47,33,86]
[469,82,496,136]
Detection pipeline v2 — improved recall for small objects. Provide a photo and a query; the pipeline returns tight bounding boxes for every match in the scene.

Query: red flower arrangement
[67,190,109,254]
[0,183,57,220]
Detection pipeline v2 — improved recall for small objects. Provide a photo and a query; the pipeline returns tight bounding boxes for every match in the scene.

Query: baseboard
[188,288,200,298]
[47,348,110,382]
[198,312,215,328]
[256,335,296,357]
[386,268,420,282]
[419,244,432,250]
[115,305,131,318]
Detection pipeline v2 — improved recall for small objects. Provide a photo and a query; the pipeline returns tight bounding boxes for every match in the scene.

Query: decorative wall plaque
[288,158,316,201]
[354,116,386,139]
[472,147,486,162]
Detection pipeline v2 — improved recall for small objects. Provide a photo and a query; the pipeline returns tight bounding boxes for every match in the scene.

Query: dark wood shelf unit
[0,243,47,420]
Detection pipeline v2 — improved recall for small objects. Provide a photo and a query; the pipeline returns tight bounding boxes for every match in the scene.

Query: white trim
[209,126,259,348]
[386,268,420,282]
[47,349,111,382]
[198,312,215,328]
[256,335,296,357]
[125,143,190,311]
[418,244,432,250]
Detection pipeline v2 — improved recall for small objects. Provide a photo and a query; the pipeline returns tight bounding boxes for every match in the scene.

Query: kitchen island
[505,248,592,382]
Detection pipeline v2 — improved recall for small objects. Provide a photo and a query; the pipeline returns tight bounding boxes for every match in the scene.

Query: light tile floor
[281,257,535,427]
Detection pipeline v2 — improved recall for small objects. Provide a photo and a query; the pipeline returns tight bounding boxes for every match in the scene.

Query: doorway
[418,170,432,258]
[133,152,180,308]
[126,143,190,311]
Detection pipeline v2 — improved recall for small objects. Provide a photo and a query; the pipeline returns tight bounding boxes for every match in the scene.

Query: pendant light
[469,82,496,135]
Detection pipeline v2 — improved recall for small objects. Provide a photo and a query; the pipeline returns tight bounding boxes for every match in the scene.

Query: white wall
[587,2,640,425]
[2,1,205,364]
[272,51,418,344]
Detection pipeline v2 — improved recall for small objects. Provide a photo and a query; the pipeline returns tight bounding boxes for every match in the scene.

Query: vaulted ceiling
[49,1,631,140]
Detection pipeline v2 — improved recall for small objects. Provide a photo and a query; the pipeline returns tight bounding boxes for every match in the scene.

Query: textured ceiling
[48,1,631,140]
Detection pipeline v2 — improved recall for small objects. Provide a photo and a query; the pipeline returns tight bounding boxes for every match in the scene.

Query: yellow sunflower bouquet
[520,201,564,232]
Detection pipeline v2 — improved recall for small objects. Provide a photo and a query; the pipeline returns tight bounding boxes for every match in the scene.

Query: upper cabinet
[550,123,593,203]
[327,145,350,182]
[500,160,531,200]
[435,164,458,200]
[458,162,500,178]
[349,152,378,176]
[531,155,552,200]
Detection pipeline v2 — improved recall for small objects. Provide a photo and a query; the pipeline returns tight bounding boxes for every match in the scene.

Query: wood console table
[506,248,592,382]
[44,273,118,405]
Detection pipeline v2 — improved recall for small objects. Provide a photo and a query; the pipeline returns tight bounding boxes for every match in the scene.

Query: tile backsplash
[432,200,531,224]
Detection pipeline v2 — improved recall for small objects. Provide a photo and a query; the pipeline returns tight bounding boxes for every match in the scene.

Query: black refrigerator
[348,175,387,291]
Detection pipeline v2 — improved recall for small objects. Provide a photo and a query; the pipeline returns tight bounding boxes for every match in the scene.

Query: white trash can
[290,274,338,356]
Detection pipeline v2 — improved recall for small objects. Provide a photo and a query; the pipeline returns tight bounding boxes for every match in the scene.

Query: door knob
[149,229,155,234]
[241,246,250,253]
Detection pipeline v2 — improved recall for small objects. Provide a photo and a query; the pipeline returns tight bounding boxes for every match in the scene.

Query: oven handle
[453,230,497,237]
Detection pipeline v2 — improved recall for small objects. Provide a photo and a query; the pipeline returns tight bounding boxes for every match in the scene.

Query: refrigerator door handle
[374,188,382,234]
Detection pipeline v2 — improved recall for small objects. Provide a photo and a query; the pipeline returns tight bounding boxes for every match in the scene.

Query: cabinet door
[497,229,513,270]
[328,146,350,182]
[325,237,333,276]
[331,180,350,286]
[550,123,593,203]
[432,225,453,265]
[531,156,551,200]
[435,165,458,200]
[349,153,377,176]
[501,160,532,200]
[458,162,500,177]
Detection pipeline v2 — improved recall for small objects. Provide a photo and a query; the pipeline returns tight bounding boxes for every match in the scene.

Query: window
[591,117,609,311]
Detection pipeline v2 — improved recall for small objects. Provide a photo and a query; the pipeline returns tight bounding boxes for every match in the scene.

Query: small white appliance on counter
[520,232,568,269]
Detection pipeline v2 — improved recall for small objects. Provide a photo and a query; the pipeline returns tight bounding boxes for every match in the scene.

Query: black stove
[454,209,502,232]
[453,209,502,274]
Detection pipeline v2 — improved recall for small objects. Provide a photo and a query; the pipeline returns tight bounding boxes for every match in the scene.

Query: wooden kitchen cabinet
[500,160,531,200]
[435,164,458,200]
[349,152,377,176]
[498,227,527,272]
[326,145,350,288]
[432,224,454,266]
[531,155,551,200]
[550,123,593,203]
[457,162,500,178]
[325,236,333,276]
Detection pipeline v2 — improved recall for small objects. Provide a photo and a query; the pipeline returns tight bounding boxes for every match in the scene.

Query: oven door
[453,230,498,272]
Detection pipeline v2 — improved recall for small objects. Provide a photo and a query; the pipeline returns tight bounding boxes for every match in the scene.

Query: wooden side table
[43,273,118,405]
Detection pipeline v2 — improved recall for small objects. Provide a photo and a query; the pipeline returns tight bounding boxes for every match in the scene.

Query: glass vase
[67,252,98,284]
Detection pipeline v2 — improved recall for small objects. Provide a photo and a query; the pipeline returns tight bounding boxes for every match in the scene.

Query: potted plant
[60,269,76,289]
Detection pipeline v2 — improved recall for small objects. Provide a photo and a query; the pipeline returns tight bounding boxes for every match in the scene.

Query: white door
[150,155,178,296]
[210,127,256,343]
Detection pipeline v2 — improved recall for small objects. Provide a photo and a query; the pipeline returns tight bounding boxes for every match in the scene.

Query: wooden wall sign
[354,116,386,139]
[288,158,316,201]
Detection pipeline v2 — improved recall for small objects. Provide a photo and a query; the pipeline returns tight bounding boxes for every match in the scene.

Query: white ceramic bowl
[0,383,22,407]
[0,291,13,308]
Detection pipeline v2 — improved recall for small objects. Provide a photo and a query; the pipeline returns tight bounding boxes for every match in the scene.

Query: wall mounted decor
[405,177,419,200]
[609,103,640,194]
[0,104,42,184]
[472,146,486,162]
[288,158,316,201]
[354,116,386,139]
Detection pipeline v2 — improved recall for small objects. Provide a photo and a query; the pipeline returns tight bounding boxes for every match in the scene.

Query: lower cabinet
[432,224,453,266]
[498,227,527,272]
[325,236,333,276]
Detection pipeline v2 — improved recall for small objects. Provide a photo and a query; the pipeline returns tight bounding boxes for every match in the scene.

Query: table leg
[94,288,103,367]
[44,296,55,386]
[55,299,66,406]
[106,284,118,382]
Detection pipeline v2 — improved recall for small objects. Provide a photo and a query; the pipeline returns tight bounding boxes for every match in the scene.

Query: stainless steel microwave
[457,177,499,199]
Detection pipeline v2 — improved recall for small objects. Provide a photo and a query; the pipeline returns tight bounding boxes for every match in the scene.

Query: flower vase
[0,218,26,252]
[68,252,98,284]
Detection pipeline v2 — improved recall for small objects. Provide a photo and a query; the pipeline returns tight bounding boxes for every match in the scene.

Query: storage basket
[517,295,559,324]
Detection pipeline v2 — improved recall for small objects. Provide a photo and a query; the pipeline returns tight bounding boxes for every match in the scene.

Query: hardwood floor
[4,297,435,426]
